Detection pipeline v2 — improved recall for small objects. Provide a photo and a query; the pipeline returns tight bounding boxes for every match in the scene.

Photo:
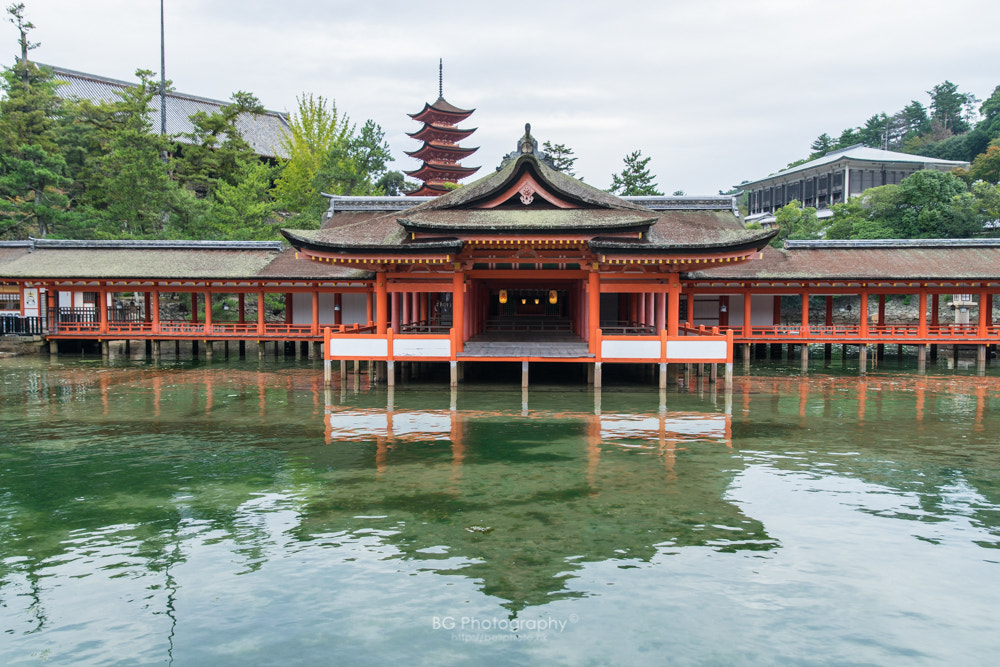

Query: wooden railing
[729,323,998,342]
[1,315,44,335]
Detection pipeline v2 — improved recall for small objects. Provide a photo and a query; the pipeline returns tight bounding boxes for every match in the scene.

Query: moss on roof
[0,248,281,279]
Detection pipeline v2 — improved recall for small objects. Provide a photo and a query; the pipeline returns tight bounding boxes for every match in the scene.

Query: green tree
[542,140,579,177]
[172,91,264,197]
[70,70,177,238]
[0,4,70,238]
[892,169,978,238]
[607,150,662,196]
[769,201,821,247]
[928,80,978,135]
[810,133,834,158]
[970,144,1000,184]
[206,157,277,240]
[272,94,352,213]
[859,113,890,149]
[375,170,409,196]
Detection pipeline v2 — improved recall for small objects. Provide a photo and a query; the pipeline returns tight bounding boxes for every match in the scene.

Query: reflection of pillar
[586,412,601,489]
[915,381,925,424]
[857,382,867,422]
[975,385,985,431]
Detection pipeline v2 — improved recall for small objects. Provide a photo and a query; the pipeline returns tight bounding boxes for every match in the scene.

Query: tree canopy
[607,150,662,196]
[0,4,395,241]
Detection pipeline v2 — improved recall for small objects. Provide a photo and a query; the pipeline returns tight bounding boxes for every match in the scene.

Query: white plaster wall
[394,338,451,357]
[291,291,369,326]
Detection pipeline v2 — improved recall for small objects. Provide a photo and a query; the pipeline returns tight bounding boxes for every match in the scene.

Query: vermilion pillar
[257,291,265,335]
[918,291,928,338]
[860,292,869,337]
[376,276,388,334]
[667,277,680,337]
[588,269,600,347]
[452,269,465,349]
[744,290,753,337]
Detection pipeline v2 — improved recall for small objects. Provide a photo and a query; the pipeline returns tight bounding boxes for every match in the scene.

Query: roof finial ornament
[438,58,443,99]
[518,123,536,155]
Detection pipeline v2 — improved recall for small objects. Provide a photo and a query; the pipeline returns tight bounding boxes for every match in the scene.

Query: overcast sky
[4,0,999,195]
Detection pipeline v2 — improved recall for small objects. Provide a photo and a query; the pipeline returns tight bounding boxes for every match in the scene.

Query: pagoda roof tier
[404,162,481,182]
[407,124,477,143]
[408,183,451,197]
[405,142,480,163]
[409,96,475,125]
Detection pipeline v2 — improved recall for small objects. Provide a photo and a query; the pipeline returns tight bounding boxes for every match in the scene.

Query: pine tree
[542,141,579,178]
[607,150,662,196]
[0,4,70,238]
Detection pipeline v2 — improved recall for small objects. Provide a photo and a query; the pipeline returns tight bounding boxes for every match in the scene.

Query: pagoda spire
[405,61,479,197]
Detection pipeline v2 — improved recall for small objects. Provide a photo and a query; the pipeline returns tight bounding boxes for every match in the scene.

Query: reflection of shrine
[320,394,771,612]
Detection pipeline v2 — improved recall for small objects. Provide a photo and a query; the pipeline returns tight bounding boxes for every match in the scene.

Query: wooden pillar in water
[859,344,868,374]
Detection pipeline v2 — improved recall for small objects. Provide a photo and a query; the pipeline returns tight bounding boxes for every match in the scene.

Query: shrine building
[3,126,1000,386]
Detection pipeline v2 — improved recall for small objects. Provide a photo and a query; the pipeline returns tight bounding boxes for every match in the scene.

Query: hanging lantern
[499,289,508,304]
[534,298,540,305]
[521,298,527,305]
[548,290,558,304]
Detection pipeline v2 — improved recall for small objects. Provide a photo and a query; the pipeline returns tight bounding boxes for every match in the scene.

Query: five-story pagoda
[405,61,480,196]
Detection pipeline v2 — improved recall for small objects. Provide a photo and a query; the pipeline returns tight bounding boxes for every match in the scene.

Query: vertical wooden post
[859,291,869,338]
[918,290,928,338]
[203,291,212,334]
[743,289,752,338]
[667,276,680,337]
[151,290,160,334]
[977,290,988,338]
[452,268,465,354]
[312,290,320,336]
[376,276,388,335]
[588,269,600,352]
[800,292,809,334]
[257,291,266,336]
[655,292,666,332]
[191,293,199,324]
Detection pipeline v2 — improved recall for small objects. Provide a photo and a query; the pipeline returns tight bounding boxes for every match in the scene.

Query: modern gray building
[742,145,969,221]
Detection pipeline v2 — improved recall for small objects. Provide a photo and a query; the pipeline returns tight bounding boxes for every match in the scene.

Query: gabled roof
[43,64,291,159]
[743,144,969,187]
[283,127,774,259]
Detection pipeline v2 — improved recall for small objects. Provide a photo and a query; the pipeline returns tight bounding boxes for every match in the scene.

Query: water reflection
[2,359,1000,663]
[318,393,770,611]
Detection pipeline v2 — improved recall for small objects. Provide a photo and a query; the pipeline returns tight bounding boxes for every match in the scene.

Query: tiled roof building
[44,64,291,159]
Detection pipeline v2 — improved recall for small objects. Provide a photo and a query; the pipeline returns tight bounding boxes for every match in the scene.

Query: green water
[1,357,999,665]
